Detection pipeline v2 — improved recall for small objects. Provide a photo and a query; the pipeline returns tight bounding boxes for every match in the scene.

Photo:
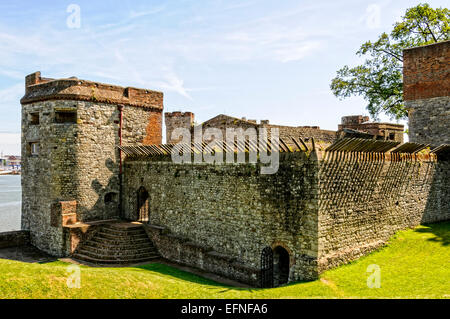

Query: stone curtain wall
[404,41,450,146]
[123,152,320,284]
[317,151,450,272]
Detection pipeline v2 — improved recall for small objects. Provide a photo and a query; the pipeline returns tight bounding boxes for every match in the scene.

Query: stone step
[72,253,159,265]
[80,244,157,256]
[105,223,144,230]
[84,239,155,251]
[76,247,159,261]
[89,236,151,246]
[95,231,149,241]
[101,226,147,235]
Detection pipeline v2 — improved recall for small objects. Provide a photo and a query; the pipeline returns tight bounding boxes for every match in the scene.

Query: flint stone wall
[407,96,450,146]
[317,152,450,271]
[123,152,320,284]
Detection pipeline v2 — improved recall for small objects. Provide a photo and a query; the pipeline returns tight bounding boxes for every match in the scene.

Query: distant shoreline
[0,171,21,176]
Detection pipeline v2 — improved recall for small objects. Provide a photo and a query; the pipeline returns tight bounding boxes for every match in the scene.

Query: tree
[330,3,449,120]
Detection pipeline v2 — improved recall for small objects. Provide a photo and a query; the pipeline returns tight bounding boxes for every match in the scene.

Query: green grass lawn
[0,222,449,299]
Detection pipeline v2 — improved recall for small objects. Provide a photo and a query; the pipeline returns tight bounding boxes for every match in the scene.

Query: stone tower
[404,40,449,146]
[20,72,164,256]
[164,111,195,144]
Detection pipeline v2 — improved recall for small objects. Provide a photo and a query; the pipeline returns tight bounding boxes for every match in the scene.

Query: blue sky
[0,0,448,154]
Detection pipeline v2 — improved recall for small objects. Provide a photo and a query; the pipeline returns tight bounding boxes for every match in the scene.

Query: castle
[19,40,449,287]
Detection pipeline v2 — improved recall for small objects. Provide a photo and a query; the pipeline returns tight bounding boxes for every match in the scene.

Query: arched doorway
[137,186,150,223]
[273,246,290,286]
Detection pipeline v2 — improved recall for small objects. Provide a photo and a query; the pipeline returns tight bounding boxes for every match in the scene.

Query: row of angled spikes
[119,136,315,157]
[326,138,401,153]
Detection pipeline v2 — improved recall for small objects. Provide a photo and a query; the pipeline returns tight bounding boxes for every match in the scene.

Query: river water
[0,175,21,232]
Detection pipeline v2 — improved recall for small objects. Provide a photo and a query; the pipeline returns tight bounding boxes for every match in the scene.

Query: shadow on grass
[0,245,57,264]
[134,263,260,293]
[414,221,450,246]
[134,262,313,294]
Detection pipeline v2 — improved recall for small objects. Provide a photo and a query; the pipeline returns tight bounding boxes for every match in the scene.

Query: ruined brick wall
[122,153,320,285]
[317,151,450,272]
[21,73,164,256]
[404,41,450,146]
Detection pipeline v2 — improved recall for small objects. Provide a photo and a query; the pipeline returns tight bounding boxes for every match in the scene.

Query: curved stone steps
[72,222,160,265]
[79,244,158,256]
[72,252,160,265]
[90,237,148,246]
[95,231,149,241]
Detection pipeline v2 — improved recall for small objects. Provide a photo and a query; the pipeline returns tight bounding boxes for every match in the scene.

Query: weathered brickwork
[21,73,163,256]
[123,153,320,285]
[403,41,449,101]
[404,41,450,146]
[317,152,450,271]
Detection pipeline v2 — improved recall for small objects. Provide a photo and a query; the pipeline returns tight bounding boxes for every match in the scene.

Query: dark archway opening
[260,246,274,288]
[104,192,119,217]
[273,246,290,287]
[137,186,150,223]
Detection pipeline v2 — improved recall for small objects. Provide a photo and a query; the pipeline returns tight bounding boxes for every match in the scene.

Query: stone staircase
[72,222,160,265]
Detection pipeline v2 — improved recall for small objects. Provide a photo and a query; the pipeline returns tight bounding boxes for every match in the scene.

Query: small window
[55,111,77,124]
[389,133,395,140]
[30,142,39,156]
[30,113,40,125]
[105,192,118,204]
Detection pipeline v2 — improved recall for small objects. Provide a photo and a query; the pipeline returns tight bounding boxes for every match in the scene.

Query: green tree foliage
[331,3,449,120]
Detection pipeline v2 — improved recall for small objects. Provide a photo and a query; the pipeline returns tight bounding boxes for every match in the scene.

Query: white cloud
[0,83,23,104]
[0,133,21,156]
[129,6,166,19]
